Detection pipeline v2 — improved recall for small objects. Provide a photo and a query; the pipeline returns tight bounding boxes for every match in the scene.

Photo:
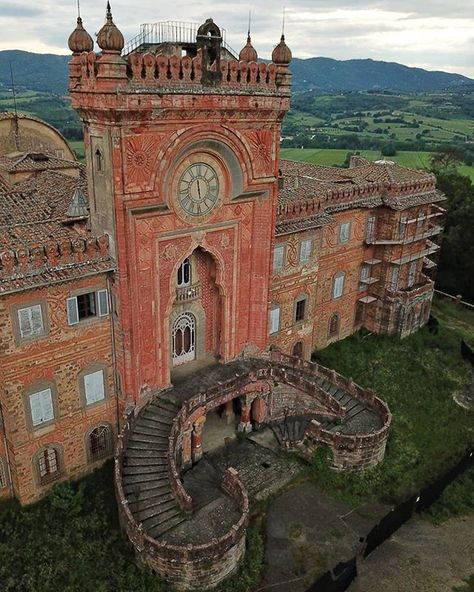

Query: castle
[0,5,444,589]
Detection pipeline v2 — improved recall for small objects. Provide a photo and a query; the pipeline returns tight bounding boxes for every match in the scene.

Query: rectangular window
[67,290,109,326]
[295,298,306,323]
[269,307,280,335]
[408,261,417,288]
[399,215,408,239]
[273,245,285,272]
[339,222,351,244]
[30,388,54,427]
[17,304,44,339]
[359,265,370,290]
[84,370,105,405]
[299,239,312,264]
[416,214,425,234]
[390,266,399,291]
[366,216,376,242]
[333,274,345,299]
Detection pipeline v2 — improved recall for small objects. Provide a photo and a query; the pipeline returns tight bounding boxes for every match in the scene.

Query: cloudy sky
[1,0,473,77]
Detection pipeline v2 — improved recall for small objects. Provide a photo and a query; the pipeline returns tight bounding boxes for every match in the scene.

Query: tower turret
[239,33,258,62]
[68,17,94,54]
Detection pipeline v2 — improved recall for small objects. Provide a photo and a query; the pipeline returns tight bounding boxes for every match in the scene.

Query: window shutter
[18,308,33,338]
[269,308,280,334]
[84,370,105,405]
[273,245,284,272]
[339,222,351,243]
[67,297,79,325]
[300,239,312,263]
[97,290,109,317]
[333,274,345,299]
[30,305,44,335]
[30,388,53,426]
[391,267,399,291]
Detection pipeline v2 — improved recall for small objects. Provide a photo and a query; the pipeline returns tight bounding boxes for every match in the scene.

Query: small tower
[196,18,222,85]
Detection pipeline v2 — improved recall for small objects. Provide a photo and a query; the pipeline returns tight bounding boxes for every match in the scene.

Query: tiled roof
[0,152,81,173]
[0,168,114,294]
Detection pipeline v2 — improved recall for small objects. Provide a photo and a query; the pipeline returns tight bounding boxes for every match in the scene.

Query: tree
[431,161,474,301]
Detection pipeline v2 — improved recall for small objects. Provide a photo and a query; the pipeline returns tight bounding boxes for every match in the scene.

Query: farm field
[280,147,474,180]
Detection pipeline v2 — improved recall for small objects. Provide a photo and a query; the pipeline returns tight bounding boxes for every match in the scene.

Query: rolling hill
[0,50,472,95]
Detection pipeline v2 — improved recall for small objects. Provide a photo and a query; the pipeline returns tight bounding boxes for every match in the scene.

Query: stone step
[128,483,172,503]
[141,410,174,427]
[136,417,172,433]
[148,402,178,417]
[127,440,169,452]
[123,464,167,476]
[132,490,174,513]
[345,404,365,420]
[133,425,170,439]
[333,389,346,401]
[124,448,168,460]
[142,508,185,536]
[123,456,168,468]
[339,393,353,406]
[124,476,169,495]
[136,498,178,522]
[328,384,339,396]
[123,471,168,486]
[345,400,361,413]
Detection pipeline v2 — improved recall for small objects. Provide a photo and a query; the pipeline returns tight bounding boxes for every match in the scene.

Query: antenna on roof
[248,10,251,37]
[282,6,286,36]
[9,62,20,151]
[77,0,81,18]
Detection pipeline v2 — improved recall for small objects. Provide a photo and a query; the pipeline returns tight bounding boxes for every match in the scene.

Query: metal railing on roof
[123,21,238,58]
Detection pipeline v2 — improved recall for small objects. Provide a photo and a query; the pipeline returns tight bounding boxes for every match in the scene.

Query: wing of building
[0,9,444,591]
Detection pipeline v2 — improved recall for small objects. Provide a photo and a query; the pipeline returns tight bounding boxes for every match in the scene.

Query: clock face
[178,163,219,216]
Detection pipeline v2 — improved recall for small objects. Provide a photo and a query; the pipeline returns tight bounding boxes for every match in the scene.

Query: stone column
[238,396,252,433]
[251,396,267,429]
[181,428,193,470]
[223,400,235,425]
[192,416,206,463]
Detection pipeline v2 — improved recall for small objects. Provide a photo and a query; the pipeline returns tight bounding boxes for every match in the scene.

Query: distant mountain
[0,50,69,94]
[290,57,473,92]
[0,50,472,95]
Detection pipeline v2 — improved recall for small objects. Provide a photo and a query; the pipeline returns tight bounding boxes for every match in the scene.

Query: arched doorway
[172,312,196,366]
[292,340,304,359]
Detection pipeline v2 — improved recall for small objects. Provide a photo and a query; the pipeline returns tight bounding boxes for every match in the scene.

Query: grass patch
[0,461,266,592]
[310,300,474,506]
[423,467,474,524]
[454,575,474,592]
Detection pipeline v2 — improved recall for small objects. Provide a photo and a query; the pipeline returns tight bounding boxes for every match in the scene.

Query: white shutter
[67,297,79,325]
[18,308,33,338]
[30,388,54,426]
[391,267,399,291]
[299,239,312,263]
[30,305,44,335]
[97,290,109,317]
[333,274,345,299]
[269,307,280,335]
[273,245,285,272]
[339,222,351,243]
[366,216,376,242]
[84,370,105,405]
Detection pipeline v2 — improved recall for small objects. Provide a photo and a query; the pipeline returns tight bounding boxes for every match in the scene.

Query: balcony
[175,283,201,303]
[367,225,442,246]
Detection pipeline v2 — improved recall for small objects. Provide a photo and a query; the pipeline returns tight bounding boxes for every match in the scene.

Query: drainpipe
[0,398,15,499]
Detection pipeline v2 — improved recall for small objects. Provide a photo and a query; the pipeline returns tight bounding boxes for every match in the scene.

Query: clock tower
[68,7,292,404]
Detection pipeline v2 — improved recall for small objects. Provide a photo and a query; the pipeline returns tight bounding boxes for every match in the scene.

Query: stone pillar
[251,396,267,429]
[238,397,252,433]
[192,416,206,463]
[182,428,193,470]
[223,400,235,425]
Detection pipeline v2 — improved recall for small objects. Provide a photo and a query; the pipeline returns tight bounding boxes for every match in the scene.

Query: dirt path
[348,515,474,592]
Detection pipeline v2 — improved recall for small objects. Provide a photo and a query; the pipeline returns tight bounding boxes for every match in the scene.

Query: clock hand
[197,179,202,199]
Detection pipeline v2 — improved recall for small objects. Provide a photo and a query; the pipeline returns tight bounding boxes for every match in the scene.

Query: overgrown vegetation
[0,461,265,592]
[310,299,474,506]
[454,575,474,592]
[424,468,474,524]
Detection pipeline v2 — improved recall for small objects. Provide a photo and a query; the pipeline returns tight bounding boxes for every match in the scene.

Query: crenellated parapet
[0,234,114,293]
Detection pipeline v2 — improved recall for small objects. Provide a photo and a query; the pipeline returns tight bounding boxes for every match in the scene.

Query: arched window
[95,148,103,172]
[355,301,365,326]
[328,313,340,338]
[292,341,304,359]
[0,458,7,489]
[177,258,191,287]
[88,424,113,463]
[37,447,60,485]
[172,312,196,366]
[332,272,345,300]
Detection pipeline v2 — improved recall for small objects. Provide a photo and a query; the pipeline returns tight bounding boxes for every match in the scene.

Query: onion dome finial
[68,17,94,54]
[239,33,258,62]
[271,34,292,65]
[97,2,124,53]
